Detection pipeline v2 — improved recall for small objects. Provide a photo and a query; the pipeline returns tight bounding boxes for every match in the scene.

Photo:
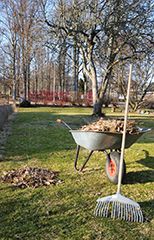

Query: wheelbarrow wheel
[105,151,126,184]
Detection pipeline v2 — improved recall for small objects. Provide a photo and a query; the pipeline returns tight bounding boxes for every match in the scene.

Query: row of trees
[0,0,153,115]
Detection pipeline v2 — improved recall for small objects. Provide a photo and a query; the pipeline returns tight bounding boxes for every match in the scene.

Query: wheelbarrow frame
[70,128,151,183]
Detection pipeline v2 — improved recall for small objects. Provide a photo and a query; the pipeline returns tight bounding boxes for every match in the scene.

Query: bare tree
[0,0,153,109]
[42,0,154,115]
[114,58,154,111]
[16,0,40,100]
[0,0,19,100]
[0,0,41,101]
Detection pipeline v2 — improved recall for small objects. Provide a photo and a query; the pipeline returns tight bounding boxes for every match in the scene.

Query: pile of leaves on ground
[80,118,140,134]
[0,167,63,188]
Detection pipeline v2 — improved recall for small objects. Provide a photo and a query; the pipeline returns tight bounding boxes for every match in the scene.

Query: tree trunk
[27,62,31,100]
[23,69,27,100]
[73,37,79,99]
[58,43,66,99]
[92,52,116,116]
[12,48,16,101]
[93,100,105,117]
[81,43,103,115]
[85,62,105,116]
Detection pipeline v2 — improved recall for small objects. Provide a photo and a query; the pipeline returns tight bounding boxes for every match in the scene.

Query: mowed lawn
[0,107,154,240]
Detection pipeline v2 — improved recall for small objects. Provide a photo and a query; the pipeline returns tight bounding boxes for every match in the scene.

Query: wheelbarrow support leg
[74,145,80,171]
[74,145,94,172]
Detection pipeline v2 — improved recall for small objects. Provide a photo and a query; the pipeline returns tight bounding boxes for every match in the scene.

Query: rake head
[94,193,144,223]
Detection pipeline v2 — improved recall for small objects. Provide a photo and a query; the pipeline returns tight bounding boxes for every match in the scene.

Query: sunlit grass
[0,107,154,240]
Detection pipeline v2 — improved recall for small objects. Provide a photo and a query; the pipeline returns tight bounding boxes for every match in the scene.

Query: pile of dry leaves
[80,118,140,134]
[0,167,63,188]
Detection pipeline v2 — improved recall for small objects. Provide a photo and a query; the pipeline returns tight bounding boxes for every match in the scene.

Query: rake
[94,64,144,223]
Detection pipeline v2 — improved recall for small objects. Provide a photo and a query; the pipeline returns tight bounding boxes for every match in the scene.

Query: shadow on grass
[137,150,154,169]
[125,170,154,184]
[126,150,154,184]
[140,199,154,222]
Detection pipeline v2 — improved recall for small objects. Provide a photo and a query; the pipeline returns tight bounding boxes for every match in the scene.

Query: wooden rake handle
[117,64,132,194]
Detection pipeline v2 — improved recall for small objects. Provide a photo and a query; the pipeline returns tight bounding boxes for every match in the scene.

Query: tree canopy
[0,0,153,113]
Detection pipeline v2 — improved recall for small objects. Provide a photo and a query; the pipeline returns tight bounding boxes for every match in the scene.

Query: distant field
[0,107,153,240]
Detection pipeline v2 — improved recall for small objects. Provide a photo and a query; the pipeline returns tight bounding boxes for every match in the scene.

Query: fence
[29,90,93,106]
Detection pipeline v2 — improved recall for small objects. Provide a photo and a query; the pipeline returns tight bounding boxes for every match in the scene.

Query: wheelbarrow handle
[56,119,72,130]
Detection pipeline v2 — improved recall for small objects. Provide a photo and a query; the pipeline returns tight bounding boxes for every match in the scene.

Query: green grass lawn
[0,107,154,240]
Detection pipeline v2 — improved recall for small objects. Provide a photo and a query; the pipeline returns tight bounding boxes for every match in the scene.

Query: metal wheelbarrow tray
[70,128,151,184]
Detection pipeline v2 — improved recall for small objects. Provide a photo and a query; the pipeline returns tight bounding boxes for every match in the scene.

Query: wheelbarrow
[70,128,151,184]
[56,119,150,184]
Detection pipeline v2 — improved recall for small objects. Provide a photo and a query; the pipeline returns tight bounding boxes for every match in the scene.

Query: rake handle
[117,64,132,194]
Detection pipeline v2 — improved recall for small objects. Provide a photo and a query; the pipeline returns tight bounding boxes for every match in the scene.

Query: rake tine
[115,202,119,219]
[118,202,121,219]
[138,208,144,223]
[134,207,137,222]
[97,202,102,216]
[111,201,117,219]
[129,205,132,222]
[134,207,138,222]
[102,202,107,217]
[96,202,104,217]
[136,208,139,222]
[117,202,121,219]
[127,205,130,222]
[135,208,139,222]
[137,209,140,222]
[129,206,133,222]
[104,202,110,217]
[119,203,122,220]
[124,204,127,221]
[99,202,105,217]
[102,203,108,217]
[95,201,101,216]
[127,204,131,222]
[115,202,119,218]
[94,202,99,216]
[121,204,124,221]
[132,206,135,222]
[121,203,125,220]
[132,206,136,222]
[111,201,115,218]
